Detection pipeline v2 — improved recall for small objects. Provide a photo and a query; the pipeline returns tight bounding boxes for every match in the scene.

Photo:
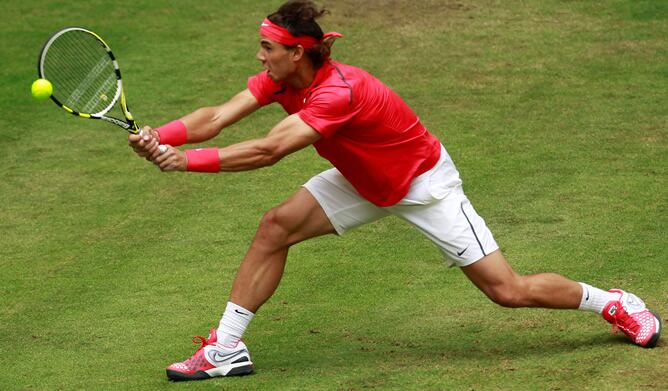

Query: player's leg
[388,148,660,348]
[461,250,661,347]
[461,250,582,309]
[167,169,389,381]
[229,187,337,313]
[447,201,662,347]
[167,188,336,381]
[228,168,390,313]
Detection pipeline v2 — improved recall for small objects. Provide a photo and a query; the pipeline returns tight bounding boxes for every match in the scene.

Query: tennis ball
[31,78,53,101]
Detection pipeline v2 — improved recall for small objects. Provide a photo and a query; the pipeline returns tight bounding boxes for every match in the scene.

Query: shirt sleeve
[298,87,357,138]
[247,72,277,106]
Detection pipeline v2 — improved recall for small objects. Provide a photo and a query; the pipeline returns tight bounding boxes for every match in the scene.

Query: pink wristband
[155,120,187,146]
[185,148,220,173]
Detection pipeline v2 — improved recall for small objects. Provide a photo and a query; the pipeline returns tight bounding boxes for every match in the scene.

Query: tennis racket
[38,27,165,151]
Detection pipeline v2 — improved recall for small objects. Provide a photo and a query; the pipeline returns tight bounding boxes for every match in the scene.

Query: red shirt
[248,60,440,207]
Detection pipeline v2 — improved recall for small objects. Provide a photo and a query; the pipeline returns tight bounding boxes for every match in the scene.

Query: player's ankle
[578,283,620,314]
[217,302,255,346]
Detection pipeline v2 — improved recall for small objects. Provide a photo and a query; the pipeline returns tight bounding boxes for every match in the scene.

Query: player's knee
[256,207,291,247]
[489,290,523,308]
[485,280,529,308]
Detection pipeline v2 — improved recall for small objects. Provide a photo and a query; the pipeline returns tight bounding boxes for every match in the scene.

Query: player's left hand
[153,146,187,172]
[129,126,160,160]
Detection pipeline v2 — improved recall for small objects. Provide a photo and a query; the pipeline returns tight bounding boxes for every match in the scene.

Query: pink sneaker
[166,329,253,381]
[602,289,661,348]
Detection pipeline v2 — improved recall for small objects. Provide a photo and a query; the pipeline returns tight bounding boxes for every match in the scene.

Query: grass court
[0,1,666,389]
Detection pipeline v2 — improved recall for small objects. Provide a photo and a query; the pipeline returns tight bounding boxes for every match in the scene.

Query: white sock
[217,302,255,347]
[578,283,620,314]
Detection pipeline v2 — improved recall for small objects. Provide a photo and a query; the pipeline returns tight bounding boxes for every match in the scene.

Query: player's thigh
[265,187,338,246]
[303,168,390,235]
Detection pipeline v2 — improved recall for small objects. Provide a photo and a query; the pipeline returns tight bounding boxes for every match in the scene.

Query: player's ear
[291,45,305,62]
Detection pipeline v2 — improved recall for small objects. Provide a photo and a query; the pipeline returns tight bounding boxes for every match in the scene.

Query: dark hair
[268,0,331,68]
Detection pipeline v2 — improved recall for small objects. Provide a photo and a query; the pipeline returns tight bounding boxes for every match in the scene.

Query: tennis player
[129,0,661,382]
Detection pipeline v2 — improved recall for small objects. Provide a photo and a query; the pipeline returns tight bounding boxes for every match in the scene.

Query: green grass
[1,0,667,390]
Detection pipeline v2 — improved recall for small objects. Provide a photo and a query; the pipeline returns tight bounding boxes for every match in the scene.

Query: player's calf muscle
[482,274,581,309]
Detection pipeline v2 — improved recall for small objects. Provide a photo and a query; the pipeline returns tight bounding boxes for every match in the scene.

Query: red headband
[260,18,342,49]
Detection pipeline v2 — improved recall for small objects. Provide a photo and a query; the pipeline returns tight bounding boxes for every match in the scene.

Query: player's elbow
[199,107,224,137]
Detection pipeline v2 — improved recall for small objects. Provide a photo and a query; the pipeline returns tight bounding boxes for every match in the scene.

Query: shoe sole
[167,361,254,381]
[644,311,662,349]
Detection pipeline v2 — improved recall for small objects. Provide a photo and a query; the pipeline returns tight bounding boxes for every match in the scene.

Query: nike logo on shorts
[457,247,469,256]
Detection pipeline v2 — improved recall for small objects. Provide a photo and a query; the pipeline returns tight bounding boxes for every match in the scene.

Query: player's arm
[153,114,321,172]
[179,89,261,143]
[129,89,260,158]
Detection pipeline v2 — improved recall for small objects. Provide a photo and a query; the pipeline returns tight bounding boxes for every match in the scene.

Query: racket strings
[43,30,119,115]
[61,34,117,113]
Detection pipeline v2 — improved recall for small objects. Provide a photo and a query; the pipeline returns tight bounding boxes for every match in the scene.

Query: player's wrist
[185,148,220,173]
[155,120,188,146]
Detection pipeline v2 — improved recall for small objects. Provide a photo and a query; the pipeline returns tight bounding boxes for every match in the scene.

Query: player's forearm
[152,138,278,174]
[180,89,260,144]
[216,139,282,172]
[179,106,227,143]
[214,116,321,172]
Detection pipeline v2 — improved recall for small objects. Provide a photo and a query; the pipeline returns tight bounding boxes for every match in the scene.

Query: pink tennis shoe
[166,329,253,381]
[602,289,661,348]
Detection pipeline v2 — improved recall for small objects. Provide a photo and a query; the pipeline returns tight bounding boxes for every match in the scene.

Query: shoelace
[610,305,641,337]
[192,335,209,350]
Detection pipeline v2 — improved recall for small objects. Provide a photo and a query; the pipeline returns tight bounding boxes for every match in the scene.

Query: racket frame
[38,27,140,134]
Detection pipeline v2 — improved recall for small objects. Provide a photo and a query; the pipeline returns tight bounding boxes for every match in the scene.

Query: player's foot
[166,329,253,381]
[602,289,661,348]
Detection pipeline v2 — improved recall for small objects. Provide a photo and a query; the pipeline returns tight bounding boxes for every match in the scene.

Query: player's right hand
[129,126,161,161]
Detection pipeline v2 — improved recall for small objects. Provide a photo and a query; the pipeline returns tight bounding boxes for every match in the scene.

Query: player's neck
[285,60,317,90]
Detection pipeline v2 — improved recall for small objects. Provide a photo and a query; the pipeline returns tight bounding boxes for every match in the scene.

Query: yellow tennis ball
[31,78,53,101]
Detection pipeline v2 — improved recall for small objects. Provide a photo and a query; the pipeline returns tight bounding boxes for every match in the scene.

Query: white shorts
[303,145,499,267]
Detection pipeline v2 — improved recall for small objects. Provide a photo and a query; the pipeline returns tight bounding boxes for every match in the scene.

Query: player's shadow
[264,326,638,374]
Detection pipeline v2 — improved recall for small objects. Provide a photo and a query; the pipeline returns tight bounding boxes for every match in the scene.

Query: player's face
[257,39,297,82]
